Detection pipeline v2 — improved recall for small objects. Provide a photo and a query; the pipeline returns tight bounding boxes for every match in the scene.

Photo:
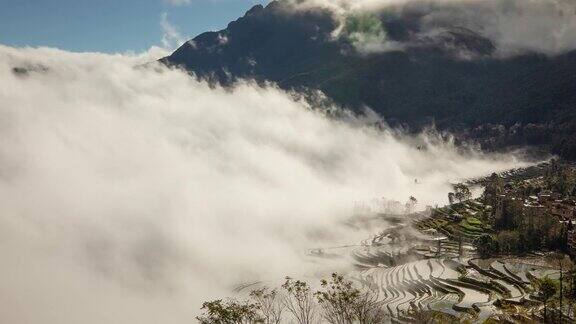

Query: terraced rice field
[354,253,555,321]
[350,198,560,322]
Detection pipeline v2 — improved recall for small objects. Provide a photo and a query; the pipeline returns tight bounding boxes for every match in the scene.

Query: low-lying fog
[0,45,525,323]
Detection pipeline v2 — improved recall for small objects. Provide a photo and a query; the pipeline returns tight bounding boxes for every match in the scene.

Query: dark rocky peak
[244,4,264,17]
[163,0,341,83]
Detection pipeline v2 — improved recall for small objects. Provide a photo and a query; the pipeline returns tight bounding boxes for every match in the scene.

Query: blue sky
[0,0,266,53]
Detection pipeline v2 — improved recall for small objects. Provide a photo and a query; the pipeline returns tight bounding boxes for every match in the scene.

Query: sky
[0,0,266,53]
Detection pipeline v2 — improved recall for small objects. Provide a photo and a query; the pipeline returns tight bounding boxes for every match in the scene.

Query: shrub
[196,299,261,324]
[496,230,520,254]
[473,234,500,258]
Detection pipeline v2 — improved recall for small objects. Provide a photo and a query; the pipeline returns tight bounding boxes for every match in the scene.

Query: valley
[207,161,576,323]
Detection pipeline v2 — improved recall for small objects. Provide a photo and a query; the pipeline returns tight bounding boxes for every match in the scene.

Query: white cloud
[163,0,191,6]
[121,45,172,61]
[0,44,525,323]
[160,12,187,50]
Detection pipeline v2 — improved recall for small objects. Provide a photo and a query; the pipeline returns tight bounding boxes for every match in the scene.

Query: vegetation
[281,277,317,324]
[537,277,558,321]
[314,273,385,324]
[473,234,499,258]
[249,288,283,324]
[197,273,385,324]
[342,13,386,47]
[447,183,472,206]
[452,184,472,203]
[197,299,261,324]
[495,230,521,254]
[460,217,483,232]
[409,310,459,323]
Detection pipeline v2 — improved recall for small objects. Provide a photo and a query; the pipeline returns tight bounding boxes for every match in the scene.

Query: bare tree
[282,277,317,324]
[351,284,386,324]
[250,288,284,324]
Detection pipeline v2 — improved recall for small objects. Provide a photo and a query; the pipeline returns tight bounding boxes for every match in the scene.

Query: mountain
[161,1,576,160]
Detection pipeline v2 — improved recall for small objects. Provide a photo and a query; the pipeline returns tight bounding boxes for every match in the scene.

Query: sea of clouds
[0,44,527,323]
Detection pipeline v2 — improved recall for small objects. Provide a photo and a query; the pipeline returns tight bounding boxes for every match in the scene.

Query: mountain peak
[245,4,264,16]
[161,0,576,159]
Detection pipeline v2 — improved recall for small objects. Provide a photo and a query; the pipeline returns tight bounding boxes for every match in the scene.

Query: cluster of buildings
[488,180,576,255]
[530,191,573,218]
[491,188,576,224]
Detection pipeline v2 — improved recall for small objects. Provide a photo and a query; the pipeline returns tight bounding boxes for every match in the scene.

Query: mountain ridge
[161,1,576,159]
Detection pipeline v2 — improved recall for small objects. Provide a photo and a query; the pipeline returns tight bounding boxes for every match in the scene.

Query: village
[348,160,576,323]
[480,160,576,258]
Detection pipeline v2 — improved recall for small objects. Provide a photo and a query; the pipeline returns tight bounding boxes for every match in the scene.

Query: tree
[453,184,472,203]
[496,230,520,254]
[314,273,385,324]
[405,196,418,213]
[473,234,499,258]
[537,277,558,321]
[197,299,261,324]
[250,288,283,324]
[282,277,317,324]
[315,273,356,324]
[552,253,573,321]
[448,192,455,205]
[483,173,503,206]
